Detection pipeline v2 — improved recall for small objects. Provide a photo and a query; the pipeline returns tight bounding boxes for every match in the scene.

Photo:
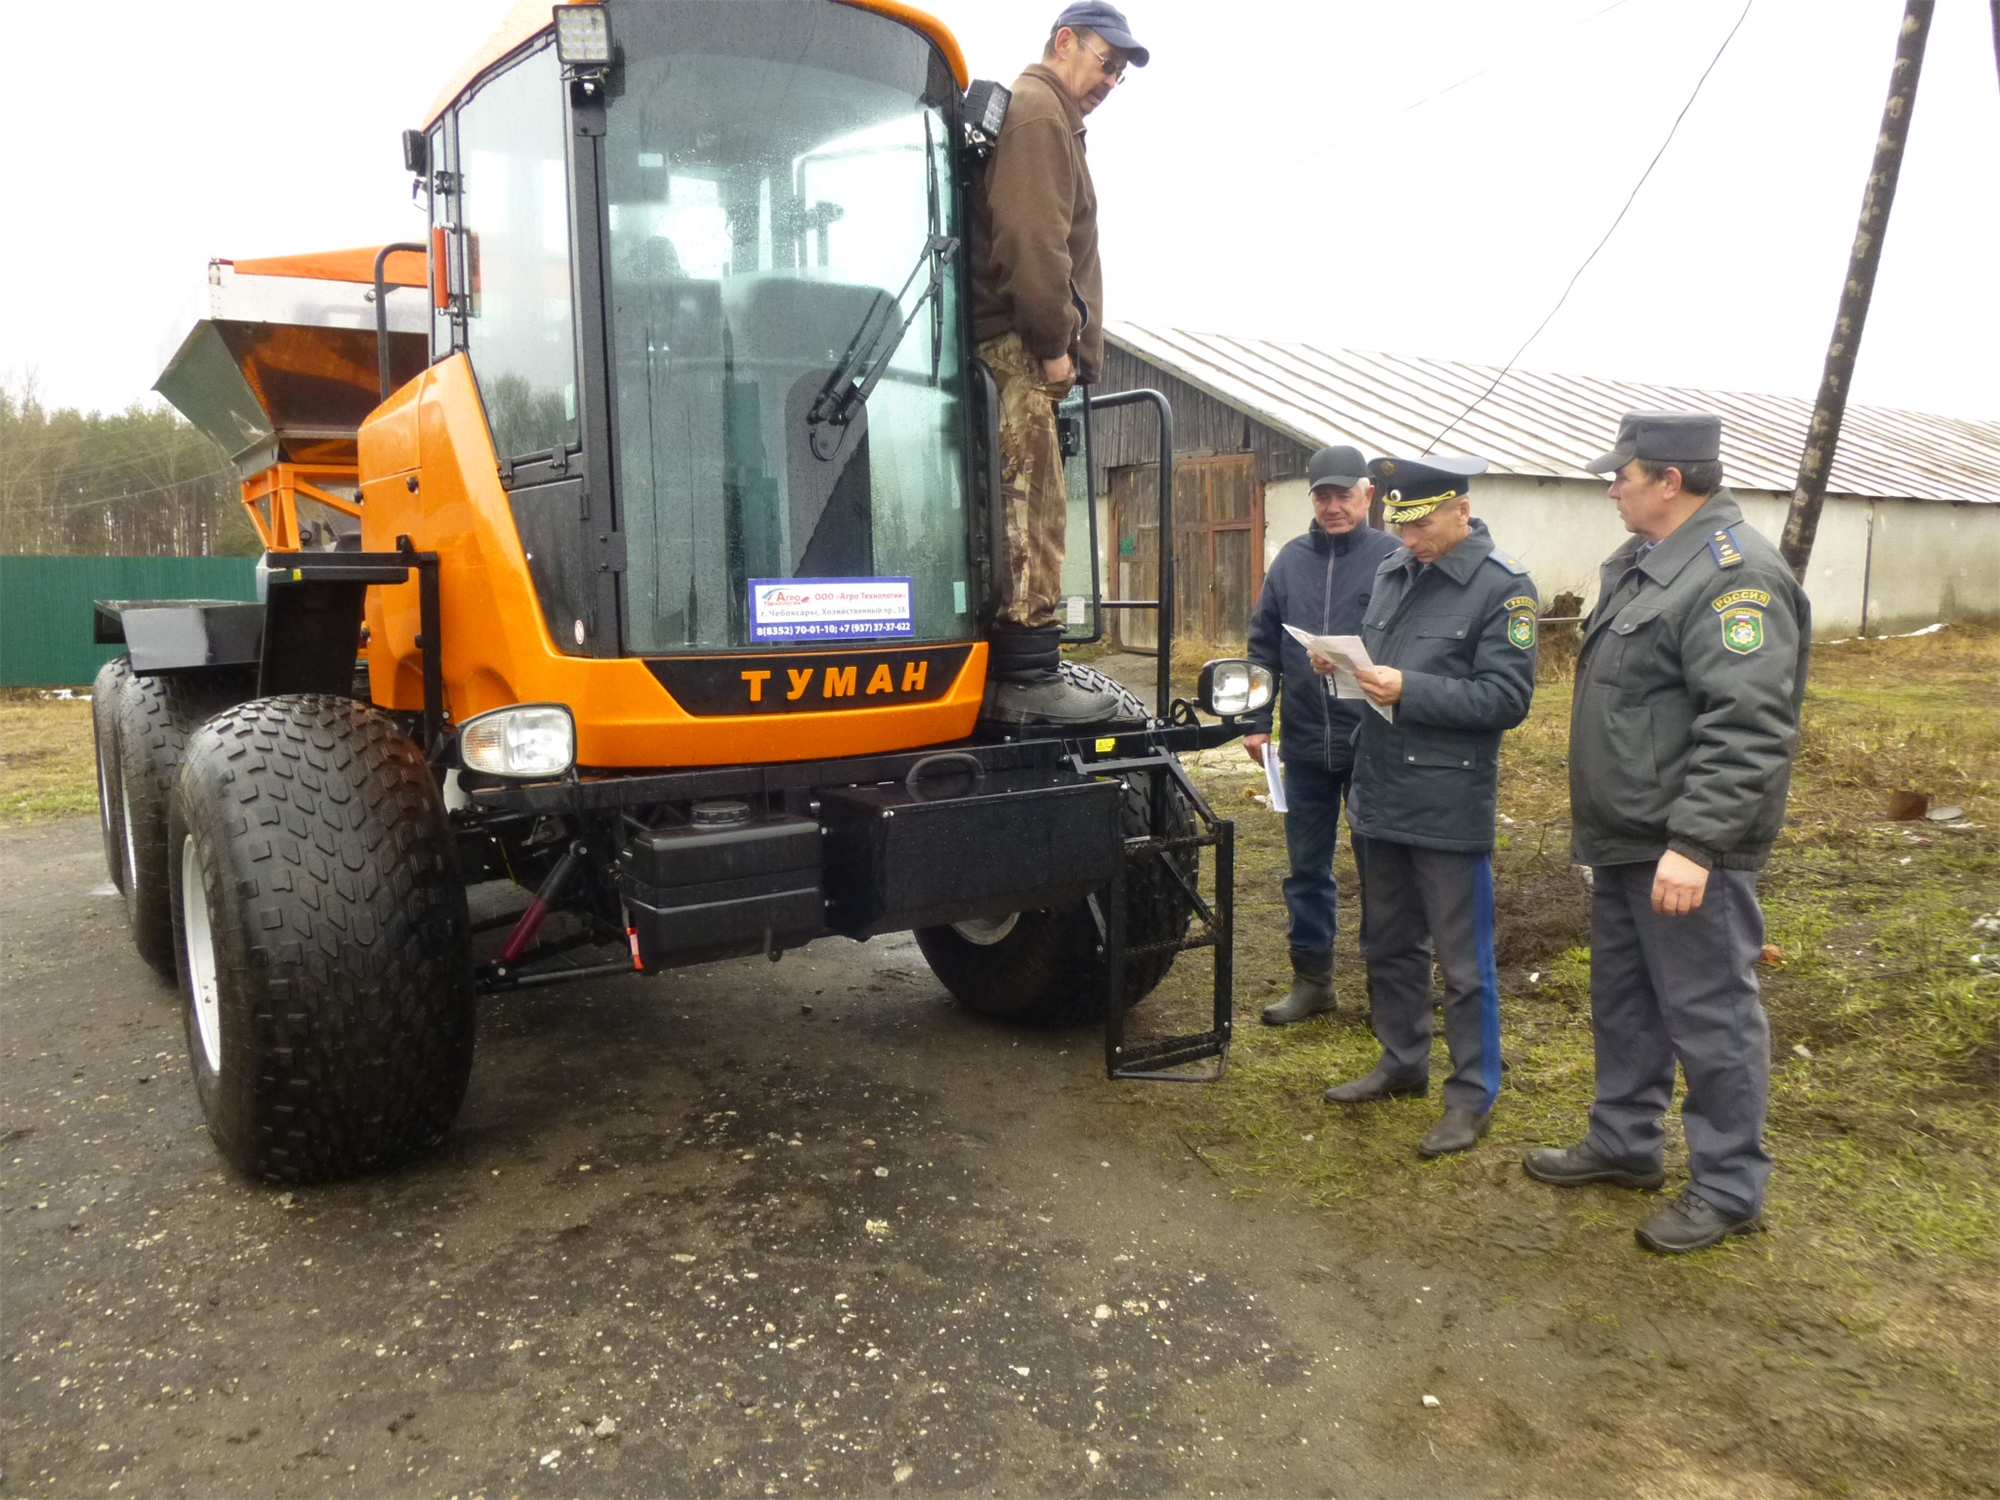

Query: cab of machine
[400,0,980,680]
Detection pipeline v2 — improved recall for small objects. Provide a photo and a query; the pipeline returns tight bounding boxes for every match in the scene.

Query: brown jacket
[969,64,1105,383]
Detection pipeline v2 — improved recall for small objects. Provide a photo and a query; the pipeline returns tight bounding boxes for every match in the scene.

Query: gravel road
[5,816,1581,1498]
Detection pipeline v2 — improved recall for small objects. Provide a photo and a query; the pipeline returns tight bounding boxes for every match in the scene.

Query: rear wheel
[116,667,256,976]
[169,694,474,1181]
[915,771,1197,1029]
[91,657,134,893]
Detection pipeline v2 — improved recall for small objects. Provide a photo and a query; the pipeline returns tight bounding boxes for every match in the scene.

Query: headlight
[1196,659,1274,718]
[459,704,575,778]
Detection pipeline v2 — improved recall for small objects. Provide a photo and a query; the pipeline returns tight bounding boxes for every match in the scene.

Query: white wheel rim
[120,777,139,891]
[951,913,1019,946]
[181,835,223,1074]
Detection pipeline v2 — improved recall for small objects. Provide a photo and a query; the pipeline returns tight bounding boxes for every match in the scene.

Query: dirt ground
[3,633,1997,1497]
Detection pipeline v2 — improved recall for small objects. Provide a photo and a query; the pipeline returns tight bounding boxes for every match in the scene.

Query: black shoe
[1418,1106,1491,1158]
[1262,956,1335,1026]
[1635,1186,1762,1254]
[1323,1067,1427,1105]
[983,674,1124,726]
[1522,1141,1666,1191]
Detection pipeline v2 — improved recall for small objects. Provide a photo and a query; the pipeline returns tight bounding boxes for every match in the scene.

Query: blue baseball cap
[1054,2,1151,67]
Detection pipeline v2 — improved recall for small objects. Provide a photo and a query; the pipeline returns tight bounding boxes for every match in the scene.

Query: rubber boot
[1262,951,1336,1026]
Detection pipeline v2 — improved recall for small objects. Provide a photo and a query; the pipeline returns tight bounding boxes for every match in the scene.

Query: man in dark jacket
[1244,445,1402,1024]
[968,2,1148,724]
[1323,456,1538,1159]
[1523,411,1808,1254]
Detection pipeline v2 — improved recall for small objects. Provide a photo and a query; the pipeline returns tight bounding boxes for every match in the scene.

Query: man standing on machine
[970,2,1150,724]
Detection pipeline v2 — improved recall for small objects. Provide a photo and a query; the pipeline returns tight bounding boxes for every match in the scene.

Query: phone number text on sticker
[749,577,914,642]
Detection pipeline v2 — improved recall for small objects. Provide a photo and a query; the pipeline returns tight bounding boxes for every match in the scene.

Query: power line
[1425,0,1757,454]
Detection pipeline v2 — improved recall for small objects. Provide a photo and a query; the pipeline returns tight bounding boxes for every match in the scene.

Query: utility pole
[1780,0,1933,582]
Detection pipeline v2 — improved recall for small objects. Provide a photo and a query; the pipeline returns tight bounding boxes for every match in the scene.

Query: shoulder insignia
[1712,587,1772,612]
[1488,549,1529,575]
[1502,595,1537,613]
[1719,605,1765,655]
[1506,606,1537,651]
[1706,528,1744,569]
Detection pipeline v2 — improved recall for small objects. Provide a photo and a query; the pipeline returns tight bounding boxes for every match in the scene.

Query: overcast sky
[3,0,1993,421]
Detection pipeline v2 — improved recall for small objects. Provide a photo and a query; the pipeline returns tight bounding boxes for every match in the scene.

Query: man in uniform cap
[1243,445,1402,1024]
[1323,455,1539,1158]
[969,3,1149,724]
[1524,411,1809,1253]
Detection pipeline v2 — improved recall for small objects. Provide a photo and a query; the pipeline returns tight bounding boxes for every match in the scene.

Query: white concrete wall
[1093,468,1998,642]
[1466,477,1998,639]
[1263,477,1311,570]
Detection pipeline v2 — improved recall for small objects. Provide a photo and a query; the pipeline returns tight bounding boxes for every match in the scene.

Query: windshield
[604,0,972,653]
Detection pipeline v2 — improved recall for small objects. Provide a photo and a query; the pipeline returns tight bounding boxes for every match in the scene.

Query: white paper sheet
[1262,747,1288,812]
[1284,624,1395,722]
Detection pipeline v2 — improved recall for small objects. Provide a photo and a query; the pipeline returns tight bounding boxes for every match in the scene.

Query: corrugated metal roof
[1108,324,2000,504]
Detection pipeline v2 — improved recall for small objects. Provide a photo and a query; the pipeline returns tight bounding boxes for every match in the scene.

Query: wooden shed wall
[1089,346,1313,488]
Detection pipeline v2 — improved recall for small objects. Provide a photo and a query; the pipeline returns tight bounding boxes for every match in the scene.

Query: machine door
[444,40,621,655]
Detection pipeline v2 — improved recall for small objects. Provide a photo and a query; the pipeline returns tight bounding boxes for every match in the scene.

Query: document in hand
[1284,624,1395,722]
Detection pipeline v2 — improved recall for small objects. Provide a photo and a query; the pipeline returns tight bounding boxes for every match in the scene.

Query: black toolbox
[818,771,1123,938]
[617,811,826,967]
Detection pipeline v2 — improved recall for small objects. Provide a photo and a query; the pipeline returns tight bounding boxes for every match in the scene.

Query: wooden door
[1108,454,1263,648]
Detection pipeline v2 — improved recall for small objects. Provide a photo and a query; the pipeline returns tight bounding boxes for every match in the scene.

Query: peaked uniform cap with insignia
[1370,454,1488,524]
[1585,410,1722,475]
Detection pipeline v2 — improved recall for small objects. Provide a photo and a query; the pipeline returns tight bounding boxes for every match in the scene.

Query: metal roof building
[1109,323,1999,505]
[1092,324,1999,641]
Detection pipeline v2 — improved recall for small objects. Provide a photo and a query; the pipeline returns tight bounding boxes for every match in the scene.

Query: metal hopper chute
[154,246,428,549]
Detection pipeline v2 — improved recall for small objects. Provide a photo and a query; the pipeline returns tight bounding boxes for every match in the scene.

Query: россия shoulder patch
[1712,588,1772,612]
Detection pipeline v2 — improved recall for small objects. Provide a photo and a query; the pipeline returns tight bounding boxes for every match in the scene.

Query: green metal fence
[0,555,258,687]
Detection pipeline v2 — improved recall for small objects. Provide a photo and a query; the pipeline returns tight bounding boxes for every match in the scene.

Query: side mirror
[402,129,429,175]
[1196,659,1273,719]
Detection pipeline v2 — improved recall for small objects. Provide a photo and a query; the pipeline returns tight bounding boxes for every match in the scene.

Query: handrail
[1085,389,1175,713]
[373,242,429,404]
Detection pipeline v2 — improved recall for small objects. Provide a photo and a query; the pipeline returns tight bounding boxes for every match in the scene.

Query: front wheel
[169,695,474,1181]
[915,772,1196,1028]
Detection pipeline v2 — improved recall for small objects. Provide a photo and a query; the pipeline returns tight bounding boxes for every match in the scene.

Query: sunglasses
[1080,39,1128,84]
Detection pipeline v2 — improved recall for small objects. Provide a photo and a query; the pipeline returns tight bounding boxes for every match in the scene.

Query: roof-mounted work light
[553,5,613,67]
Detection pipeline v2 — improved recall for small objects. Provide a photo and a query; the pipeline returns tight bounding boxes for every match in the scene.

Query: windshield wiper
[805,233,959,439]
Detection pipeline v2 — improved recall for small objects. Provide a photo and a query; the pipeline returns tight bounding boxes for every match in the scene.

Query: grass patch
[1161,626,2000,1261]
[0,689,98,824]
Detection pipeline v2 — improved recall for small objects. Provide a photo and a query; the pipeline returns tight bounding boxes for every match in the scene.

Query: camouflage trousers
[981,332,1073,631]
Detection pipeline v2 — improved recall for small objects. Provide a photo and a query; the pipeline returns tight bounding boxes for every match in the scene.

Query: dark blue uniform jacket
[1347,519,1539,853]
[1244,521,1402,770]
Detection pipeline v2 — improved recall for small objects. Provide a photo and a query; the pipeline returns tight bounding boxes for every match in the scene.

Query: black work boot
[1634,1186,1762,1254]
[983,624,1122,726]
[1262,952,1336,1026]
[1522,1141,1666,1191]
[1323,1065,1428,1105]
[1418,1106,1492,1158]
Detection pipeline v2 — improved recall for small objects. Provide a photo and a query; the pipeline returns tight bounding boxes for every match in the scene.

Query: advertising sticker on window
[748,577,915,642]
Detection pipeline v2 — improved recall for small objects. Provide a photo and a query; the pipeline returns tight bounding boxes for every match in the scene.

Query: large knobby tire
[1057,658,1152,722]
[168,695,474,1182]
[915,771,1197,1029]
[92,657,135,894]
[116,667,257,976]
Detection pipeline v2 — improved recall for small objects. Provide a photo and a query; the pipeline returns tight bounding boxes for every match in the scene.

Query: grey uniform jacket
[1569,491,1810,871]
[1347,519,1540,854]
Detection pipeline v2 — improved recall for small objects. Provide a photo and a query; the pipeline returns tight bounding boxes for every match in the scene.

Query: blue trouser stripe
[1472,854,1502,1111]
